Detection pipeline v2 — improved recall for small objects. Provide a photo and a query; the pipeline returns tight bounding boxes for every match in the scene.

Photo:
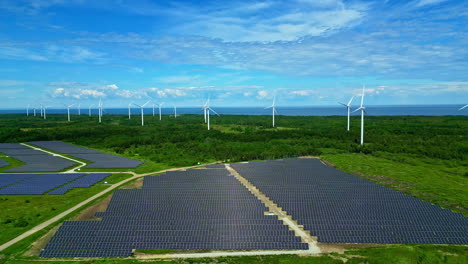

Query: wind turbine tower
[174,105,177,118]
[65,104,75,122]
[158,103,164,120]
[128,102,133,119]
[132,101,150,126]
[98,99,103,123]
[205,101,219,130]
[352,86,366,145]
[265,96,277,127]
[89,104,94,117]
[339,96,354,131]
[78,103,81,116]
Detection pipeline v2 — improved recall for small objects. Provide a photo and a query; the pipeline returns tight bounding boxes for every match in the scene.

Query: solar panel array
[48,173,111,195]
[28,141,101,154]
[0,143,77,172]
[0,173,86,195]
[0,174,34,188]
[231,159,468,245]
[40,168,307,258]
[0,159,9,168]
[28,141,142,169]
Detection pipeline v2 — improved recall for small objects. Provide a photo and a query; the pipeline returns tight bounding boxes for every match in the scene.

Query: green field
[0,114,466,263]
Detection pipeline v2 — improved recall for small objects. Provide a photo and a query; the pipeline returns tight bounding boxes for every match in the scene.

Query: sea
[1,105,467,116]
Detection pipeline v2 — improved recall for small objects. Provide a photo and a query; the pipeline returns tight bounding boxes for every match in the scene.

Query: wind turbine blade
[459,105,468,110]
[264,106,273,109]
[348,96,354,106]
[274,108,278,115]
[132,103,141,108]
[142,101,150,107]
[338,102,347,107]
[361,85,365,107]
[209,107,220,116]
[351,107,362,113]
[272,95,276,106]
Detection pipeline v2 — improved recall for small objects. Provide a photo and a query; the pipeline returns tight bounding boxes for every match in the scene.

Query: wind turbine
[77,103,81,116]
[174,105,177,118]
[265,96,277,127]
[459,105,468,110]
[158,103,164,120]
[43,105,48,120]
[40,104,43,117]
[202,99,210,123]
[26,105,29,116]
[33,107,36,117]
[132,101,150,126]
[339,96,354,131]
[65,103,75,122]
[128,102,133,119]
[88,104,94,117]
[205,101,219,130]
[98,99,102,123]
[352,86,366,145]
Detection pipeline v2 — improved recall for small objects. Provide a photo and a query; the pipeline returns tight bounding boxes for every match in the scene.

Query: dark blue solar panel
[0,174,35,188]
[230,158,468,245]
[41,167,308,258]
[28,141,142,169]
[48,173,111,195]
[0,159,9,168]
[0,173,86,195]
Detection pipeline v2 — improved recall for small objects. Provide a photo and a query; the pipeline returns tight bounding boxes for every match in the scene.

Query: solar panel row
[0,174,34,188]
[0,173,86,195]
[0,143,78,172]
[27,141,142,169]
[48,173,111,195]
[40,167,308,258]
[231,158,468,245]
[0,159,9,168]
[0,173,109,195]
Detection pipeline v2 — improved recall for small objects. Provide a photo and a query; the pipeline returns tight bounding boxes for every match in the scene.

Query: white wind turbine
[77,103,81,116]
[205,101,219,130]
[339,96,355,131]
[43,105,48,120]
[174,105,177,118]
[26,105,29,116]
[128,102,133,119]
[98,99,103,123]
[88,104,94,117]
[132,101,150,126]
[65,103,75,122]
[40,104,43,117]
[202,99,210,123]
[265,96,277,127]
[33,107,37,117]
[459,105,468,110]
[352,86,367,145]
[158,103,164,120]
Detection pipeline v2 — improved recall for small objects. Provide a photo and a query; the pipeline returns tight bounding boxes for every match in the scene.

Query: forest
[0,114,466,167]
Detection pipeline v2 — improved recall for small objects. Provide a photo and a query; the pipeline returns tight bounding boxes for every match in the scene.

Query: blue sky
[0,0,467,108]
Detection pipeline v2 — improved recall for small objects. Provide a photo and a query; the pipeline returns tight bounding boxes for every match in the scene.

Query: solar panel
[27,141,142,169]
[48,173,111,195]
[0,173,86,195]
[230,158,468,245]
[4,155,77,173]
[41,167,308,258]
[0,174,35,188]
[0,159,9,168]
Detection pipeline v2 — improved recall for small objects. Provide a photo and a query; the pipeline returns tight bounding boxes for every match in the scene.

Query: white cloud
[257,90,269,99]
[415,0,448,7]
[290,90,314,96]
